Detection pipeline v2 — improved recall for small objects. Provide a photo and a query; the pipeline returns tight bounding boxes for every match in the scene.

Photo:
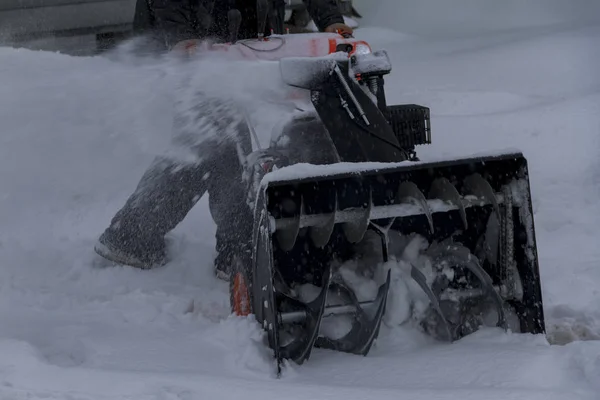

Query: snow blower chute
[220,22,545,375]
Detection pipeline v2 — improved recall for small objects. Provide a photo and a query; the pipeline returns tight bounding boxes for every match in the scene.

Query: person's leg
[96,89,253,272]
[206,123,254,280]
[95,128,252,272]
[96,155,212,268]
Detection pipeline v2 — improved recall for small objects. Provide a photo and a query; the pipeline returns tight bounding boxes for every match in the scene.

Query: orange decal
[232,272,251,316]
[328,38,338,54]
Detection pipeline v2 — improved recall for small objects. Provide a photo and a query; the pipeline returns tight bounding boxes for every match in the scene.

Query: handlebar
[338,30,354,39]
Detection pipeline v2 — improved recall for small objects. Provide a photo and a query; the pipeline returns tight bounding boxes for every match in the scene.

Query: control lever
[227,8,242,43]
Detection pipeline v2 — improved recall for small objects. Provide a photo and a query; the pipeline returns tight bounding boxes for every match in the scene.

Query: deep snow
[1,1,600,399]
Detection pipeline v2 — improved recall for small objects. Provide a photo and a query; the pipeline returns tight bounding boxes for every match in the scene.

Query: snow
[261,147,526,184]
[1,1,600,399]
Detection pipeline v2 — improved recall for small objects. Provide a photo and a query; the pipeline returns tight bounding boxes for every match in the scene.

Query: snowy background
[1,1,599,399]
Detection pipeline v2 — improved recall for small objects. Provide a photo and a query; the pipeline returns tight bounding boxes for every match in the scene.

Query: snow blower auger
[225,35,545,375]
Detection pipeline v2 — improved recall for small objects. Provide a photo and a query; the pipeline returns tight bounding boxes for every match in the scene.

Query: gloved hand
[325,23,354,37]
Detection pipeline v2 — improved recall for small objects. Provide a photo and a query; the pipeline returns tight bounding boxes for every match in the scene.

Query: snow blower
[218,2,545,375]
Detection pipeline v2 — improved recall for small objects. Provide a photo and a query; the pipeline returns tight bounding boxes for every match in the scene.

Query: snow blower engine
[224,2,546,376]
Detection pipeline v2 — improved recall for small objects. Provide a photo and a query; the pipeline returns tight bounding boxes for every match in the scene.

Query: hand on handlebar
[325,23,354,38]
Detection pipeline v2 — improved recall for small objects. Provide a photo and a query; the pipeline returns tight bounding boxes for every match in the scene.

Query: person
[94,0,353,280]
[132,0,353,50]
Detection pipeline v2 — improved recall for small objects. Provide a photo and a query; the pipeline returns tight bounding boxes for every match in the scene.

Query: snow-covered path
[1,2,599,398]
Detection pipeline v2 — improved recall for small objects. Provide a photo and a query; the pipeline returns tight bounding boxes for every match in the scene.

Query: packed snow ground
[1,1,600,399]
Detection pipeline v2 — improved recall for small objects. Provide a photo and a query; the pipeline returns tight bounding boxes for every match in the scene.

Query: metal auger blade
[277,263,332,365]
[476,209,501,269]
[309,191,337,248]
[342,185,372,243]
[463,173,500,218]
[397,181,434,233]
[315,268,391,355]
[426,243,508,332]
[275,192,302,252]
[410,264,455,341]
[429,177,468,230]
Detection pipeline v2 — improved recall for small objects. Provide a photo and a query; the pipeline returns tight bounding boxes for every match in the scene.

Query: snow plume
[99,36,307,165]
[156,46,303,164]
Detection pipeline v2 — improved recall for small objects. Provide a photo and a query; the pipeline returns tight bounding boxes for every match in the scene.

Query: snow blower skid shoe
[233,49,545,374]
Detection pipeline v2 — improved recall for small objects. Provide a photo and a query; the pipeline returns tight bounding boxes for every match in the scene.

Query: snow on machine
[212,2,546,375]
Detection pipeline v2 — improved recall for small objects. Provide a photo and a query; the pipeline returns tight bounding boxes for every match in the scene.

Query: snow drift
[0,1,599,399]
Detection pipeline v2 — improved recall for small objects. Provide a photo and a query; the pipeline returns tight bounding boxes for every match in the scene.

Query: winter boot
[94,231,167,269]
[214,240,234,281]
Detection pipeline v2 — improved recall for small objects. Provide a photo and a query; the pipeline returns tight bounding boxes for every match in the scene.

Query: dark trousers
[100,110,254,270]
